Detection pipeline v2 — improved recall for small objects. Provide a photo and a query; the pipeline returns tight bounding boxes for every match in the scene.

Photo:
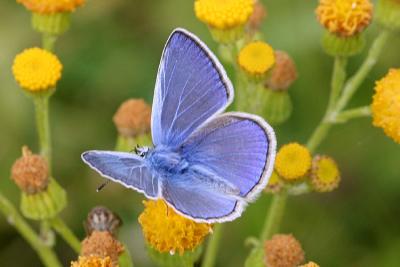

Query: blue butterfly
[82,28,276,223]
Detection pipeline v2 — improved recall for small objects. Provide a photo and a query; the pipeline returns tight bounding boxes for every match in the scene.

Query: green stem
[327,57,347,112]
[334,30,389,114]
[260,193,288,241]
[306,121,333,154]
[33,93,52,168]
[42,33,57,52]
[40,220,55,247]
[50,216,81,253]
[0,192,62,267]
[334,106,371,123]
[201,224,223,267]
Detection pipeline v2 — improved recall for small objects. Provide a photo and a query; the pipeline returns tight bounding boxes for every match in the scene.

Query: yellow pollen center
[194,0,254,29]
[275,143,312,180]
[238,41,275,76]
[316,158,339,183]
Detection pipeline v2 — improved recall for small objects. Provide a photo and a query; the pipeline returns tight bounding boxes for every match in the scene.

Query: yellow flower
[238,41,275,78]
[264,234,305,267]
[299,262,320,267]
[371,69,400,143]
[17,0,84,14]
[138,200,212,255]
[12,47,62,92]
[194,0,254,30]
[275,143,312,181]
[311,155,341,192]
[316,0,373,37]
[71,256,113,267]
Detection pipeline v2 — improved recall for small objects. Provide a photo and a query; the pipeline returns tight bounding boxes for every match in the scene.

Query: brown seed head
[264,234,305,267]
[266,51,298,91]
[112,99,151,137]
[248,0,267,32]
[81,231,124,265]
[11,146,49,194]
[85,206,122,236]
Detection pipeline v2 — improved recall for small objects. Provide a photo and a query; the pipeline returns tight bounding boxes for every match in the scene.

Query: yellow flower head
[372,69,400,143]
[316,0,373,37]
[275,143,312,181]
[71,256,113,267]
[17,0,84,14]
[311,155,341,192]
[12,47,62,92]
[265,171,283,193]
[194,0,254,30]
[264,234,305,267]
[299,262,320,267]
[238,41,275,78]
[138,200,212,255]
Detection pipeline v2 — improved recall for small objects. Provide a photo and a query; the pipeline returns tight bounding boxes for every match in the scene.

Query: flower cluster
[266,143,341,194]
[138,199,212,255]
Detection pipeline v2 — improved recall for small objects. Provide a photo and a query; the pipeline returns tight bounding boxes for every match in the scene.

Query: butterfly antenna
[96,180,110,192]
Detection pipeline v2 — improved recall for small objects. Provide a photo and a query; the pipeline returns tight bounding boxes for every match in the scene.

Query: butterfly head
[134,146,150,158]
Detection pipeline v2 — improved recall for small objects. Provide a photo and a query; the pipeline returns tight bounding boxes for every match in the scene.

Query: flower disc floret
[194,0,254,29]
[238,41,275,77]
[311,155,341,192]
[17,0,84,14]
[71,256,113,267]
[316,0,373,37]
[371,69,400,143]
[12,47,62,92]
[275,143,312,181]
[138,200,212,255]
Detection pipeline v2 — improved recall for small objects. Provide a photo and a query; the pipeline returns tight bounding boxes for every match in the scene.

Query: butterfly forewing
[82,151,159,198]
[151,29,233,148]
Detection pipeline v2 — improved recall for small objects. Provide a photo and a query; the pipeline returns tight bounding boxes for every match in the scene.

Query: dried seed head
[11,146,49,194]
[248,0,267,32]
[264,234,305,267]
[81,231,124,265]
[112,99,151,137]
[85,206,122,236]
[266,51,298,91]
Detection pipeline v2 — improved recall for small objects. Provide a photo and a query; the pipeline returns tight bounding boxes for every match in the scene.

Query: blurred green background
[0,0,399,266]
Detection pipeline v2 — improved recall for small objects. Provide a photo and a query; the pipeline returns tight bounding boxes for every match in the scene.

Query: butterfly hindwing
[162,172,241,223]
[151,28,233,148]
[181,112,276,200]
[82,151,159,198]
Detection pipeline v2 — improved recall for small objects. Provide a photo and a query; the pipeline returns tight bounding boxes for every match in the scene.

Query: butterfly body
[146,146,189,175]
[82,29,276,223]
